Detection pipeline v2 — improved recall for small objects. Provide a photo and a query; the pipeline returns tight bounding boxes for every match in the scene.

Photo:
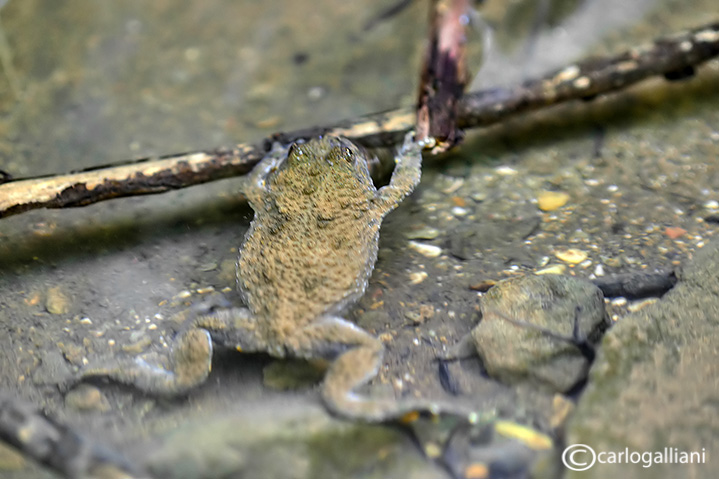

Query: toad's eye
[342,146,353,162]
[288,143,303,161]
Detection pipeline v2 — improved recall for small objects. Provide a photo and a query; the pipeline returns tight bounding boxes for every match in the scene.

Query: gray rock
[563,240,719,479]
[455,274,610,393]
[144,399,444,479]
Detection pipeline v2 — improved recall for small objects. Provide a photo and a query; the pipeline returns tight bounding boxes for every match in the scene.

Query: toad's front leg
[290,316,475,423]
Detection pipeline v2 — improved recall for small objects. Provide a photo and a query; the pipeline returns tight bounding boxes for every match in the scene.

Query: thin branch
[416,0,470,151]
[457,22,719,129]
[592,269,677,299]
[1,22,718,220]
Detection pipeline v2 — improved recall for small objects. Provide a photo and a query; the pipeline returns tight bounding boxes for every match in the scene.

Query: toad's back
[238,137,382,326]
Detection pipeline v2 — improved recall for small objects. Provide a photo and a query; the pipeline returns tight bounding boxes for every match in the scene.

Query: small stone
[451,206,469,217]
[610,297,627,307]
[441,177,464,194]
[408,241,442,258]
[537,191,569,212]
[593,264,605,276]
[535,264,566,275]
[664,226,687,239]
[423,442,443,459]
[408,271,428,285]
[65,385,111,412]
[405,226,440,240]
[470,191,487,202]
[404,311,422,324]
[451,196,467,207]
[554,249,588,264]
[45,286,71,315]
[495,166,518,176]
[494,420,553,450]
[464,462,489,479]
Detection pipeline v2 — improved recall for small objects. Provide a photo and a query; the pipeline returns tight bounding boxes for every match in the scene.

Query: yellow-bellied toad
[78,133,466,421]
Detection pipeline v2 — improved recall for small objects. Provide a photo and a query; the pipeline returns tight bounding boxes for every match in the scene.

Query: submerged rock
[452,274,610,393]
[563,240,719,479]
[144,399,444,479]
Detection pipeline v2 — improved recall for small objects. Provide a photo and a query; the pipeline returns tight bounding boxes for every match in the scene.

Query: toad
[76,133,470,422]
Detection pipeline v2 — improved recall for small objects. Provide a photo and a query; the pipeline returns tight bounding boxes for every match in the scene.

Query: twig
[0,393,151,479]
[1,22,718,220]
[416,0,470,151]
[592,269,677,299]
[457,22,719,129]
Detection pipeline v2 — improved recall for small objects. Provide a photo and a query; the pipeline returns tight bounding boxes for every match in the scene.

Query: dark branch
[1,22,717,220]
[0,393,151,479]
[592,269,677,299]
[416,0,470,151]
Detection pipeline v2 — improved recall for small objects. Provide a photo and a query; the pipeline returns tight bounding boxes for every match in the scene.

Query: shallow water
[1,0,718,477]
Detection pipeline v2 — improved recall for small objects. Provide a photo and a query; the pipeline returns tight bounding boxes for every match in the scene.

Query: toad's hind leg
[295,316,472,423]
[74,307,267,396]
[76,328,213,395]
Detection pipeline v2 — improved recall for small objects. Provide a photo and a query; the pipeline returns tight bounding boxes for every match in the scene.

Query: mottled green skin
[237,137,388,354]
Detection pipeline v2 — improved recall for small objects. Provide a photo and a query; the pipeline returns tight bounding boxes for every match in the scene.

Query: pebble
[405,226,440,240]
[408,241,442,258]
[535,264,566,275]
[537,191,569,212]
[554,248,588,264]
[451,206,469,217]
[65,384,111,412]
[493,420,553,450]
[45,286,71,315]
[664,226,687,239]
[495,166,518,176]
[610,297,627,307]
[463,462,489,479]
[408,271,428,285]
